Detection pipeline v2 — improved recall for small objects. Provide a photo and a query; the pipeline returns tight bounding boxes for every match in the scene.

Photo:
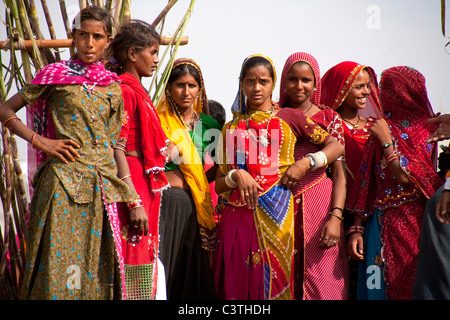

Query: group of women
[0,6,444,300]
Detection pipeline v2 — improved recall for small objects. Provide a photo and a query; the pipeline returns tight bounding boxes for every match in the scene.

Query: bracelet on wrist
[305,151,327,171]
[9,118,21,134]
[30,132,38,148]
[329,211,344,221]
[127,198,143,211]
[382,141,394,149]
[225,169,238,188]
[120,174,132,180]
[346,225,365,235]
[3,116,20,128]
[444,175,450,190]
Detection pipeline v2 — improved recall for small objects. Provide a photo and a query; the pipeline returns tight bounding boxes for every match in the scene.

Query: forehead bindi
[173,74,199,86]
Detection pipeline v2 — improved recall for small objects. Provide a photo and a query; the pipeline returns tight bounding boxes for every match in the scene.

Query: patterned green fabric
[19,83,137,300]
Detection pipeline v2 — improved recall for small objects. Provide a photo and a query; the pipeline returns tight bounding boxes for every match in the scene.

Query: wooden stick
[0,36,189,50]
[152,0,178,27]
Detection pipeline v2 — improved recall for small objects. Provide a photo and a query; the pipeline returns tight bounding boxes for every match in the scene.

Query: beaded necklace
[245,105,274,147]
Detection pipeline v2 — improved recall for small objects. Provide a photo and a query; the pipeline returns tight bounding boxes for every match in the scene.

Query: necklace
[83,82,97,94]
[187,110,199,130]
[180,108,198,130]
[302,101,313,115]
[342,115,361,129]
[245,105,274,147]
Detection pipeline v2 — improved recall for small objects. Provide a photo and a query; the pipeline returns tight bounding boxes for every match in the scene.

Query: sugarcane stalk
[59,0,72,39]
[151,0,196,105]
[113,0,123,26]
[442,0,447,38]
[40,0,61,60]
[121,0,132,24]
[79,0,86,10]
[28,0,41,41]
[17,0,44,71]
[9,135,28,238]
[5,0,33,82]
[152,0,178,27]
[105,0,113,11]
[0,126,13,294]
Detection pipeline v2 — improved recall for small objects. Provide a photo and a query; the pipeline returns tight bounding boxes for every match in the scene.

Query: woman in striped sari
[276,52,348,299]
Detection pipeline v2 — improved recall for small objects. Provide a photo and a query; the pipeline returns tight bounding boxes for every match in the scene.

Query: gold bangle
[329,211,344,221]
[30,132,38,148]
[3,116,19,127]
[120,174,132,180]
[9,118,20,134]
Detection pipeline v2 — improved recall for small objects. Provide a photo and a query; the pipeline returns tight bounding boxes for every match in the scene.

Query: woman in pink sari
[276,52,348,300]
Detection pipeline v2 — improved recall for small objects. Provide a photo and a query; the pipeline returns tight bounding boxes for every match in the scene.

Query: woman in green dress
[0,6,138,300]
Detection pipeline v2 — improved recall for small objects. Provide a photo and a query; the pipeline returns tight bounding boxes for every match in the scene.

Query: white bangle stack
[225,169,238,188]
[305,151,328,171]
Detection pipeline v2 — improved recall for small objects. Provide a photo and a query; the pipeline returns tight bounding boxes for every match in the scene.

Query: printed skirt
[21,163,120,300]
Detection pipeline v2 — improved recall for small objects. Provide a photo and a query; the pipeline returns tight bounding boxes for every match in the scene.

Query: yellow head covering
[156,58,216,251]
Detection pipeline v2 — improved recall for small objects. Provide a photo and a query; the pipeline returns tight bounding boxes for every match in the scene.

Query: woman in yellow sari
[156,58,221,299]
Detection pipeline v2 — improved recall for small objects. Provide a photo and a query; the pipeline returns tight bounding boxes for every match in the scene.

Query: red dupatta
[320,61,382,185]
[345,66,441,216]
[320,61,382,119]
[118,73,169,192]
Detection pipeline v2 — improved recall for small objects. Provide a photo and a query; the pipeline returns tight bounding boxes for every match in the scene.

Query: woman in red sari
[320,62,385,298]
[345,66,441,299]
[320,61,383,194]
[107,20,170,299]
[277,52,348,300]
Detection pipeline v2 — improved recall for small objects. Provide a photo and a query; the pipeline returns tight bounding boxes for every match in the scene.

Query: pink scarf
[278,52,322,107]
[26,59,120,190]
